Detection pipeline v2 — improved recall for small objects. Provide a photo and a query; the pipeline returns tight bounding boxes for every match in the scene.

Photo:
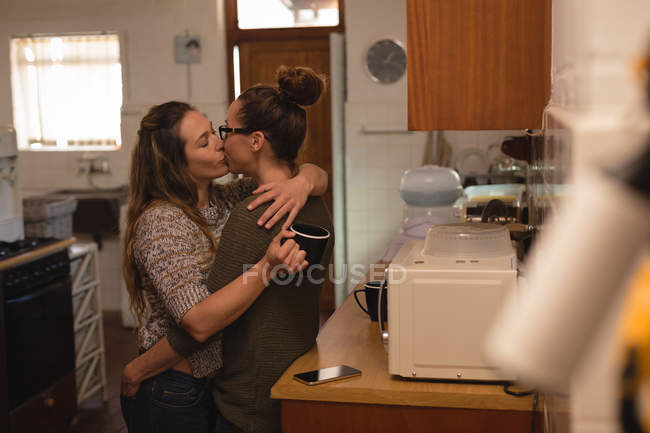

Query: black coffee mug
[289,223,330,265]
[353,280,388,322]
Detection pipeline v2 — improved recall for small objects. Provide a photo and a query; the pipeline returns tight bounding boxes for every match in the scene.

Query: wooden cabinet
[407,0,551,130]
[281,400,543,433]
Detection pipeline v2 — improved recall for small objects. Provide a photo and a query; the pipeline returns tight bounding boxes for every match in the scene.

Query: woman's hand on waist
[121,360,142,397]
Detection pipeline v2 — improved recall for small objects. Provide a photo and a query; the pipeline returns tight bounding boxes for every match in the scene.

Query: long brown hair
[237,65,326,172]
[122,101,218,326]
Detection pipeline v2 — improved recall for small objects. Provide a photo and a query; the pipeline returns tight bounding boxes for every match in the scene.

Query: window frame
[9,31,123,152]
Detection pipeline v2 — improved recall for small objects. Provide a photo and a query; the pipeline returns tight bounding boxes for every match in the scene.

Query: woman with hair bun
[122,66,334,433]
[219,65,326,177]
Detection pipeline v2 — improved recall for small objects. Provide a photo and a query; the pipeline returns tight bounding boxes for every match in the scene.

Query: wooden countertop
[272,282,559,412]
[0,238,76,271]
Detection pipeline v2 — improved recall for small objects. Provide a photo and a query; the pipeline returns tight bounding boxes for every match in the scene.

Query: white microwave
[384,223,517,381]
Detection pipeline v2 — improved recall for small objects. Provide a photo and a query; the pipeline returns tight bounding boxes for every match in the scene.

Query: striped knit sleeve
[133,205,211,324]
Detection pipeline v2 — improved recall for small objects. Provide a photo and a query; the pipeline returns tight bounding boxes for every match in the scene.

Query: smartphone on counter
[293,365,362,386]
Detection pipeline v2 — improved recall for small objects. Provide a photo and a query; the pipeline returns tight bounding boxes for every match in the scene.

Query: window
[237,0,339,29]
[10,34,123,151]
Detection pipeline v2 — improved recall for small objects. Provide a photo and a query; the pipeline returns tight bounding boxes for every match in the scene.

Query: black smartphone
[293,365,362,386]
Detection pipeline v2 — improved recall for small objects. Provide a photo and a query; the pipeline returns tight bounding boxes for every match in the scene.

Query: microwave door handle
[380,268,389,347]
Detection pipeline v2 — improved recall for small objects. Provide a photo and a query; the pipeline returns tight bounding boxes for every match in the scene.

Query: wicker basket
[23,196,78,239]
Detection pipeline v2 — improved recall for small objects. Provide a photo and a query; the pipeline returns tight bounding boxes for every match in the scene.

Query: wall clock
[365,39,407,84]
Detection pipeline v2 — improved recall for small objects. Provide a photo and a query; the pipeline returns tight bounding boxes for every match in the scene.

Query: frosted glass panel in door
[237,0,339,29]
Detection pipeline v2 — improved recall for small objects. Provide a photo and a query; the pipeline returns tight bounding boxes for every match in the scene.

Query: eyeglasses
[217,125,253,141]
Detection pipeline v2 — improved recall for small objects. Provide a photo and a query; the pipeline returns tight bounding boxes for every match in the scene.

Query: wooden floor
[64,309,334,432]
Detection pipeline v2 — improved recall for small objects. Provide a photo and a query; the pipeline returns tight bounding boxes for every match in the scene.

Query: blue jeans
[120,369,215,433]
[214,410,244,433]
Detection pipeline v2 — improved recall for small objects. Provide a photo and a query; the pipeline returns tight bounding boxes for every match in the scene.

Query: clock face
[365,39,407,84]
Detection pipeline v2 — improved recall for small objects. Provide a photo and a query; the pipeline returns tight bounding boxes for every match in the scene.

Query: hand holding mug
[288,223,330,265]
[263,229,308,280]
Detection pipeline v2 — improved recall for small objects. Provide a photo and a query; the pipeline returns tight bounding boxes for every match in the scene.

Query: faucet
[77,154,111,189]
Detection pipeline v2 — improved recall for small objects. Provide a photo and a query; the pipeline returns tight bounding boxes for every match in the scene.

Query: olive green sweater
[167,195,334,433]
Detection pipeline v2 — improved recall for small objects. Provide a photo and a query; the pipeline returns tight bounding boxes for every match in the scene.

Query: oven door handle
[5,281,65,304]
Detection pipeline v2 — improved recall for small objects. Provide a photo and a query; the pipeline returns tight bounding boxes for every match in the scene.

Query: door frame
[224,0,345,102]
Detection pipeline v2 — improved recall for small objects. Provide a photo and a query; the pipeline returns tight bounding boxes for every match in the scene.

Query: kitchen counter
[0,237,76,271]
[271,277,567,433]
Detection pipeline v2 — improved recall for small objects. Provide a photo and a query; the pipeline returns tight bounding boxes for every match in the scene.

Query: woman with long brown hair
[120,100,327,432]
[121,66,333,433]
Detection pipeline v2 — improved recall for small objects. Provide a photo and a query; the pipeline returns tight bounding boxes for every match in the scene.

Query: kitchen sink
[54,186,127,200]
[50,186,127,239]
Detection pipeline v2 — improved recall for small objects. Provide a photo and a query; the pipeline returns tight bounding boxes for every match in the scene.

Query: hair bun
[276,66,326,106]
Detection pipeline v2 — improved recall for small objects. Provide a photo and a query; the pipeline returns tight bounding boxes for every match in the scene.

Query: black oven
[1,241,77,433]
[3,249,75,410]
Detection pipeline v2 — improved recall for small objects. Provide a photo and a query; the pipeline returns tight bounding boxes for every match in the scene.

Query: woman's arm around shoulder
[248,163,329,229]
[179,224,306,342]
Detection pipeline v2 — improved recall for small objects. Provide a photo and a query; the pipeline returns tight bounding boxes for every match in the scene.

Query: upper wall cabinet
[407,0,551,130]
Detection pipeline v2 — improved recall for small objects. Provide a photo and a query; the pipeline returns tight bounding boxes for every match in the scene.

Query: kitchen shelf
[69,242,108,405]
[361,126,415,135]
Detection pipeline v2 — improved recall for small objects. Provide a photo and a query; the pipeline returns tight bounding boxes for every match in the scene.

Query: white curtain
[10,34,122,151]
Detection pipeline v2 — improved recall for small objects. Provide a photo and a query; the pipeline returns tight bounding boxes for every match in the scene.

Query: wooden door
[407,0,551,130]
[237,38,335,315]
